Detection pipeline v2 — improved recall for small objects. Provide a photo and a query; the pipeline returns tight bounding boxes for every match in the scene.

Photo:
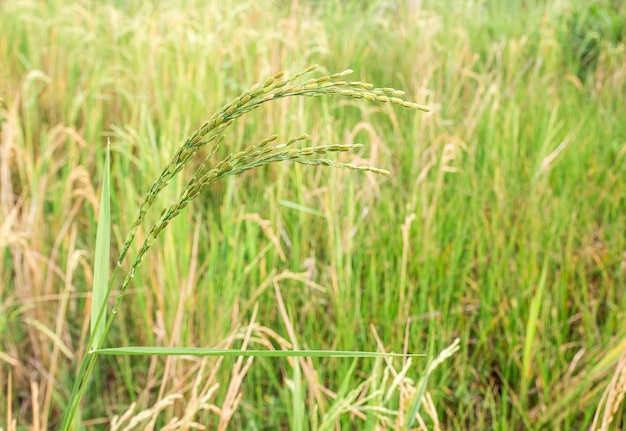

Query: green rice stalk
[60,65,429,430]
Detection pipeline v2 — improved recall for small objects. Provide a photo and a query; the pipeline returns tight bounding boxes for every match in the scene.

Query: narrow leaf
[520,260,549,401]
[292,356,304,431]
[406,338,460,427]
[90,139,111,350]
[94,347,424,358]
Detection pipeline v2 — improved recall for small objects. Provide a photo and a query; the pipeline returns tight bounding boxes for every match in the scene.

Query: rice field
[1,0,625,429]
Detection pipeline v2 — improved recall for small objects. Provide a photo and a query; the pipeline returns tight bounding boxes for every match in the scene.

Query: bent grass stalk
[61,66,430,429]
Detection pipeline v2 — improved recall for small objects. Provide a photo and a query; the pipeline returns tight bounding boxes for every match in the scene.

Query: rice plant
[60,65,430,430]
[4,0,625,428]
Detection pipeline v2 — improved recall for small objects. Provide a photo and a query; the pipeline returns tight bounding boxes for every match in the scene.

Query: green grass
[1,0,625,429]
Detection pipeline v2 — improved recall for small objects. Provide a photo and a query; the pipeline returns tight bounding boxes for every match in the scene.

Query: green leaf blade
[90,139,111,350]
[94,346,425,358]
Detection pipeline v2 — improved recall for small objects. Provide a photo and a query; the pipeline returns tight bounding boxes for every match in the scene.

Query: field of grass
[1,0,625,429]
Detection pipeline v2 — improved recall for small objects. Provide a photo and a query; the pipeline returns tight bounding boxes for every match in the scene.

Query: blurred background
[1,0,625,429]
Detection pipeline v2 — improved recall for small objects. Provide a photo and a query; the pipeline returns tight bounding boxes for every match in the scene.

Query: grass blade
[318,358,360,430]
[406,338,460,428]
[520,261,549,404]
[94,347,424,358]
[292,355,305,431]
[90,139,111,350]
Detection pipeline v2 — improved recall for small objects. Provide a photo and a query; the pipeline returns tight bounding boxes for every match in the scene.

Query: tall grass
[1,0,625,429]
[61,63,431,429]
